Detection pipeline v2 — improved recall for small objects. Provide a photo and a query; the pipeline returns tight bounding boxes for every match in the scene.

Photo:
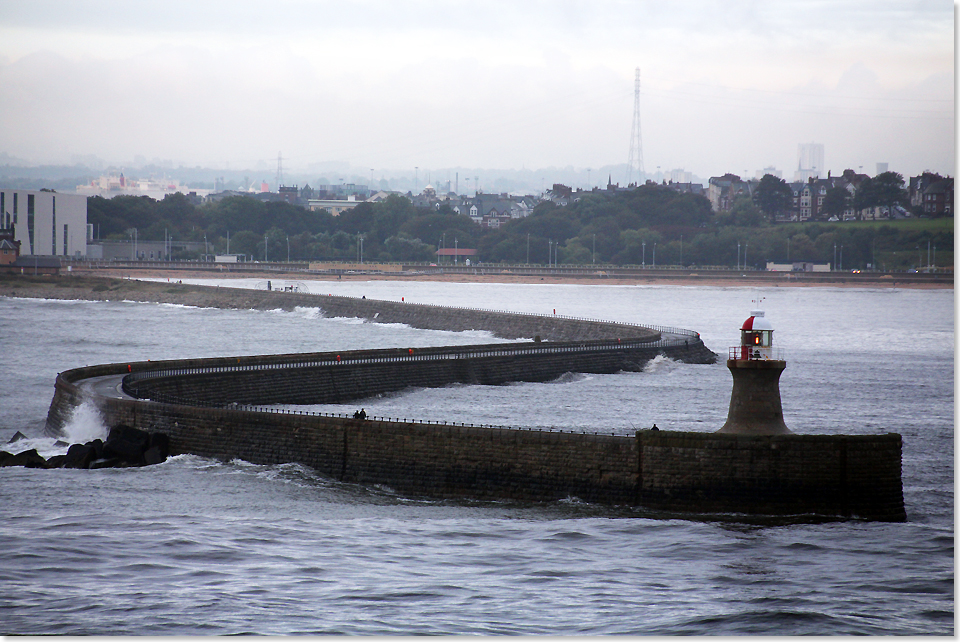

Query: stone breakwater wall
[2,276,659,342]
[34,281,903,521]
[119,339,714,406]
[638,431,905,520]
[46,345,905,521]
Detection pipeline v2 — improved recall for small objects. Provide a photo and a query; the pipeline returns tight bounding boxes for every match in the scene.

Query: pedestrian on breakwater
[651,424,659,431]
[358,408,367,420]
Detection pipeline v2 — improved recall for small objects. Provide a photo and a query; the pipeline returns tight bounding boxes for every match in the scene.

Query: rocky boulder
[0,427,169,470]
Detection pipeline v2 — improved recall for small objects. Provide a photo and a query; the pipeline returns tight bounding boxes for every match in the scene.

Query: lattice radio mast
[626,67,645,187]
[275,151,284,189]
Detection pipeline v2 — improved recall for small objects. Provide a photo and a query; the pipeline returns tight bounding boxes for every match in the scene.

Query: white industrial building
[0,190,87,257]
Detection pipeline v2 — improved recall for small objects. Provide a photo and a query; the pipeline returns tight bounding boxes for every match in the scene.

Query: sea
[0,279,953,635]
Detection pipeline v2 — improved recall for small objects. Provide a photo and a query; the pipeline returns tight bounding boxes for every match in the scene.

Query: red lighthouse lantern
[736,309,775,361]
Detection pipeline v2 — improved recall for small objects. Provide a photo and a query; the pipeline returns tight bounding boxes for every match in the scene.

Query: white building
[307,196,363,216]
[755,166,782,179]
[794,143,824,182]
[0,190,87,257]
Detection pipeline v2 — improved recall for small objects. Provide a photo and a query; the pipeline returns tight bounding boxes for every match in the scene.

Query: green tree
[228,230,261,259]
[822,186,850,220]
[753,174,793,221]
[208,196,267,235]
[384,233,436,262]
[557,238,592,264]
[854,172,907,218]
[788,233,817,261]
[719,195,763,227]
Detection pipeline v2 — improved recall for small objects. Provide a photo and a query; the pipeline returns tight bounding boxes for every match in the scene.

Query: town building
[921,178,953,217]
[0,189,87,257]
[766,261,831,272]
[707,174,753,212]
[307,196,363,216]
[446,193,534,229]
[76,174,211,200]
[85,240,209,261]
[436,247,477,264]
[755,167,782,180]
[0,227,20,265]
[794,143,824,182]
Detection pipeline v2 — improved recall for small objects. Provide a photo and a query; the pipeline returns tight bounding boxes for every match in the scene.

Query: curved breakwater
[42,290,904,521]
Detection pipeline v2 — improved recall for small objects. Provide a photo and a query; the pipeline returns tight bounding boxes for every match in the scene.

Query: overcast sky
[0,0,953,181]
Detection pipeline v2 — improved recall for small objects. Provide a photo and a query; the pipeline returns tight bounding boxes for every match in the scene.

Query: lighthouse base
[718,358,791,435]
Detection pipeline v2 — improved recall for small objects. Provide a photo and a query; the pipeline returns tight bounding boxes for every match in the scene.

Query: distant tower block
[718,309,792,435]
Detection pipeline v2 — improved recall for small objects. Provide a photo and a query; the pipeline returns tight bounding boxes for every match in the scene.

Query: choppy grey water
[1,281,953,635]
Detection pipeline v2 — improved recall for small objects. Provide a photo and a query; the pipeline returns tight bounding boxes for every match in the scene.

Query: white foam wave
[292,306,323,320]
[1,435,68,458]
[326,316,369,325]
[643,354,680,374]
[547,372,590,384]
[61,401,108,444]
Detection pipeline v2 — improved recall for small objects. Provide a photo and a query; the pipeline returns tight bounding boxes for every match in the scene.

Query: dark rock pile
[0,425,169,469]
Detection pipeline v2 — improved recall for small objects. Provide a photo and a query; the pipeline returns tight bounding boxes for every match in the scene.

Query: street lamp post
[264,234,268,262]
[642,241,646,267]
[653,242,656,268]
[454,238,458,265]
[129,227,138,261]
[286,236,290,263]
[526,233,530,265]
[593,233,596,264]
[737,242,741,270]
[680,234,683,266]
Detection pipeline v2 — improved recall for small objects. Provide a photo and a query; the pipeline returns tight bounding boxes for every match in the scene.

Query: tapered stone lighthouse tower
[717,309,792,435]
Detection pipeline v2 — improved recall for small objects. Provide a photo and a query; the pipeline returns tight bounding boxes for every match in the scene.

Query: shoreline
[68,267,953,290]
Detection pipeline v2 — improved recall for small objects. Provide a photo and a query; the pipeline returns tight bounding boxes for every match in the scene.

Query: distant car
[851,269,861,273]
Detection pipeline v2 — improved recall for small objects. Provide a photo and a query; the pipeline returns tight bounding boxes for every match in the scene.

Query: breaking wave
[643,354,681,374]
[61,400,108,444]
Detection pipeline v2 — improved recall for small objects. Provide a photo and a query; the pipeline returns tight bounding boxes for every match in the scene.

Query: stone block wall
[637,431,906,521]
[123,339,712,407]
[40,291,903,522]
[281,292,660,341]
[45,363,905,520]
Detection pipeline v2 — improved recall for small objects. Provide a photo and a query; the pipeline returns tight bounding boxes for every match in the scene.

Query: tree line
[87,182,951,271]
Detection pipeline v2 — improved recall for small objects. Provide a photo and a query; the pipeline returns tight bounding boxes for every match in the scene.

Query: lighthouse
[717,309,792,435]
